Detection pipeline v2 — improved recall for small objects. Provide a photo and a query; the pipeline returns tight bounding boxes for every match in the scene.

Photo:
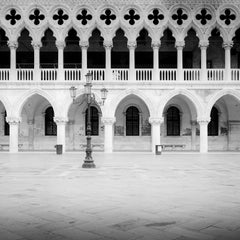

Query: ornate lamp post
[70,72,108,168]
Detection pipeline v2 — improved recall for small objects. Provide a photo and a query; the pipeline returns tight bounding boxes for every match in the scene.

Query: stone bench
[0,144,23,150]
[161,144,186,150]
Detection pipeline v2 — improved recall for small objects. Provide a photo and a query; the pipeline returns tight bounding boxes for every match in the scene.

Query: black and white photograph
[0,0,240,239]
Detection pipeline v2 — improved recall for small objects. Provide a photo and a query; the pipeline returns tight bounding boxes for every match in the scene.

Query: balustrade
[159,69,177,81]
[0,70,10,81]
[184,69,200,81]
[64,69,81,81]
[0,67,239,82]
[207,69,224,81]
[136,69,152,81]
[41,69,57,81]
[17,69,34,81]
[112,69,129,81]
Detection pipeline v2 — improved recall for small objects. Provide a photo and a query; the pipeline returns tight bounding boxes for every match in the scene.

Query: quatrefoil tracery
[172,8,188,25]
[29,9,45,25]
[148,9,164,25]
[220,9,236,26]
[76,9,92,25]
[100,9,116,25]
[124,9,140,25]
[5,9,21,25]
[196,9,212,25]
[53,9,69,25]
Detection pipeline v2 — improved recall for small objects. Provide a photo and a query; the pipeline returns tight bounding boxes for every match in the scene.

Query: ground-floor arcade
[0,87,240,153]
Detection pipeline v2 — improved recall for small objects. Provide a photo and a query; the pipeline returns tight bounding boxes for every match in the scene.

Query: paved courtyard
[0,152,240,240]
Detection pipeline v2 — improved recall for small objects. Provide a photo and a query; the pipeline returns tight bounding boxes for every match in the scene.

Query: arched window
[126,106,139,136]
[208,107,218,136]
[4,111,9,136]
[85,106,99,136]
[45,107,57,136]
[167,106,180,136]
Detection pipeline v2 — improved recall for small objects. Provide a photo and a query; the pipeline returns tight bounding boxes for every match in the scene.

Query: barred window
[167,106,180,136]
[45,107,57,136]
[85,106,99,136]
[126,106,139,136]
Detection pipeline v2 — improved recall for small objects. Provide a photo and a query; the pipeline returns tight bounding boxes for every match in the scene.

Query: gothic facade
[1,0,240,153]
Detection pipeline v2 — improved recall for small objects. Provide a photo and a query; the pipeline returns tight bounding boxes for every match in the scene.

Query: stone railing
[0,68,239,82]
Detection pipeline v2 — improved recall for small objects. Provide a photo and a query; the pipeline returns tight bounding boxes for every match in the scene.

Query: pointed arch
[105,88,155,118]
[182,23,204,42]
[157,89,204,119]
[14,89,58,118]
[206,89,240,118]
[205,24,228,42]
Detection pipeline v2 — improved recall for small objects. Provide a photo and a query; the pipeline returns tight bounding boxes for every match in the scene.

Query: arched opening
[88,29,105,68]
[183,28,200,68]
[17,28,34,68]
[167,106,180,136]
[19,94,57,151]
[126,106,139,136]
[231,28,240,68]
[45,106,57,136]
[208,106,219,136]
[114,94,151,151]
[208,94,240,151]
[85,106,99,136]
[112,29,129,68]
[0,102,9,151]
[135,29,153,68]
[207,28,224,68]
[64,28,81,68]
[159,29,176,68]
[40,29,58,68]
[0,29,10,68]
[162,94,198,150]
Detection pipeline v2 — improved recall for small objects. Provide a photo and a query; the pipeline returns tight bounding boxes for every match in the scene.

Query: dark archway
[167,106,180,136]
[85,106,99,136]
[0,29,10,68]
[126,106,140,136]
[45,106,57,136]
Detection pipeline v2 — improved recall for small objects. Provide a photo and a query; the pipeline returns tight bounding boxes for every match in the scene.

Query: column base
[82,161,96,168]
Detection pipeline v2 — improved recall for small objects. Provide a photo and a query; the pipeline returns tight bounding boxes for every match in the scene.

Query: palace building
[0,0,240,153]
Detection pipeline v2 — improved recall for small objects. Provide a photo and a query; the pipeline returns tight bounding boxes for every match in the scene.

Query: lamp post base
[82,160,96,168]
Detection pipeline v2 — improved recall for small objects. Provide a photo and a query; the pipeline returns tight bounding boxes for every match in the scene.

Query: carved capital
[151,41,161,49]
[8,41,18,49]
[199,41,209,49]
[31,41,42,50]
[197,118,210,125]
[102,117,116,125]
[175,41,185,49]
[104,40,113,49]
[80,40,89,49]
[68,120,75,125]
[54,117,68,125]
[6,117,21,124]
[56,41,65,50]
[127,41,136,50]
[149,117,164,125]
[223,41,233,50]
[190,120,198,126]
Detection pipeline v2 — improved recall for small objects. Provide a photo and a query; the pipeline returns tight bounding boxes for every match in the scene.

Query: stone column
[149,117,163,153]
[199,41,208,81]
[128,41,136,81]
[56,41,65,81]
[152,41,160,81]
[54,117,68,153]
[0,111,5,135]
[175,41,185,81]
[223,41,233,81]
[6,117,21,153]
[191,120,197,150]
[8,41,18,81]
[104,41,112,82]
[102,117,115,153]
[32,41,41,81]
[28,119,34,150]
[198,118,209,153]
[80,41,89,79]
